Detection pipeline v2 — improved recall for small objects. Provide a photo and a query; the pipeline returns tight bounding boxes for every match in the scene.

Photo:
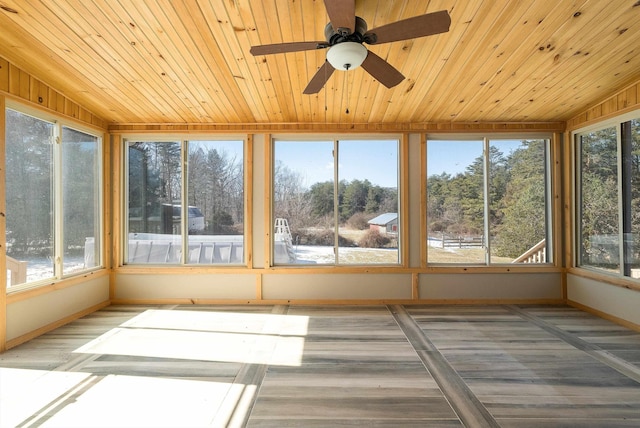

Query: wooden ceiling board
[457,0,625,122]
[473,0,630,121]
[178,0,258,122]
[517,3,640,122]
[449,0,569,122]
[0,1,144,122]
[379,8,456,123]
[405,0,505,123]
[66,0,192,121]
[361,1,436,121]
[149,0,249,122]
[250,0,297,122]
[210,3,268,123]
[236,0,284,122]
[62,0,190,122]
[0,0,639,126]
[427,0,581,122]
[419,1,534,122]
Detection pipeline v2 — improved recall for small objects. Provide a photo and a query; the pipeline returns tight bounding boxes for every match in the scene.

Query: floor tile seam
[506,305,640,384]
[388,305,501,428]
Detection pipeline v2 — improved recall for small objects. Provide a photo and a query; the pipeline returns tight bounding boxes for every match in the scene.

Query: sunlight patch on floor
[120,309,309,336]
[40,375,234,427]
[73,310,309,366]
[0,368,91,427]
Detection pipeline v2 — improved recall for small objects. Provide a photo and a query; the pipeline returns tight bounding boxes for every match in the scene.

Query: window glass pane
[127,142,182,264]
[5,109,55,287]
[62,127,101,275]
[273,140,334,264]
[337,140,399,264]
[427,140,485,263]
[489,139,548,263]
[579,127,619,273]
[624,119,640,278]
[187,140,244,264]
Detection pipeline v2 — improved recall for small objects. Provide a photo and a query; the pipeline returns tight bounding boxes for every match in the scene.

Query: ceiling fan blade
[250,41,328,56]
[365,10,451,45]
[360,51,404,89]
[324,0,355,34]
[303,61,336,94]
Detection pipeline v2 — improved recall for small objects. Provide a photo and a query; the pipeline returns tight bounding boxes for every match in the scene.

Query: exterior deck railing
[6,256,27,286]
[512,239,546,263]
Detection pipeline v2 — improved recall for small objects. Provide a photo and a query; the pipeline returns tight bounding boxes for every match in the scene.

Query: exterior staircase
[274,218,296,263]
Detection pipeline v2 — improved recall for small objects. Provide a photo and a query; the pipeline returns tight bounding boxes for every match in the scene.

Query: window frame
[5,101,104,292]
[573,109,640,279]
[425,133,554,266]
[270,135,403,267]
[122,135,248,267]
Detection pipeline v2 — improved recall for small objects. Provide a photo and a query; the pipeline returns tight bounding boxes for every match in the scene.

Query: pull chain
[343,64,350,114]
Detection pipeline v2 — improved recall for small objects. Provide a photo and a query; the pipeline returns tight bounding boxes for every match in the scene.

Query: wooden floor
[1,304,640,427]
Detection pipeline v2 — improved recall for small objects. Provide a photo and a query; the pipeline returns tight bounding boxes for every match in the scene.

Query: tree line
[274,160,397,234]
[128,142,244,235]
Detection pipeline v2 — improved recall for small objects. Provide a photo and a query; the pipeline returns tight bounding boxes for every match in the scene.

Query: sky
[275,139,399,188]
[426,140,484,176]
[187,138,530,188]
[189,140,244,159]
[275,138,501,188]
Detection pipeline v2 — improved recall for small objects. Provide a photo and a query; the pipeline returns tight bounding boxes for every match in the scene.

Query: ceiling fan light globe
[326,42,368,71]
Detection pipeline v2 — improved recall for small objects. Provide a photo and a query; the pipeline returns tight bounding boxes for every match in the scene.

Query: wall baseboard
[567,299,640,332]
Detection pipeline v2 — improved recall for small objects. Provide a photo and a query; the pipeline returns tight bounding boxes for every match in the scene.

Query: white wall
[421,273,562,301]
[567,274,640,326]
[6,275,109,342]
[115,273,256,301]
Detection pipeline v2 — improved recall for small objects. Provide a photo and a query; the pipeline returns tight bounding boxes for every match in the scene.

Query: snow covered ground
[7,255,85,288]
[291,245,399,264]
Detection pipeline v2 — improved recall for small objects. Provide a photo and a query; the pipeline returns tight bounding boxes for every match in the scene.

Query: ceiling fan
[249,0,451,94]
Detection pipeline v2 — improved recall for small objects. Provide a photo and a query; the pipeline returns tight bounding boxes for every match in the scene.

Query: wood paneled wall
[0,56,107,129]
[567,80,640,131]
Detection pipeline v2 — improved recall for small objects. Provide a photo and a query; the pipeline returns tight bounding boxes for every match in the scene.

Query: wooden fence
[432,234,485,248]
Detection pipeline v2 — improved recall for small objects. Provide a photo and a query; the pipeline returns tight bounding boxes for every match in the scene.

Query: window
[576,117,640,278]
[126,139,244,265]
[5,107,102,289]
[273,138,400,265]
[62,127,102,275]
[427,137,551,264]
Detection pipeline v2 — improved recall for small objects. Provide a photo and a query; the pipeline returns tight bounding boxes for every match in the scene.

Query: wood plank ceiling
[0,0,639,126]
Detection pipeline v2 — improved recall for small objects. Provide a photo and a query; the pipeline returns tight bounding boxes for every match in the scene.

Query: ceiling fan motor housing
[324,16,368,45]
